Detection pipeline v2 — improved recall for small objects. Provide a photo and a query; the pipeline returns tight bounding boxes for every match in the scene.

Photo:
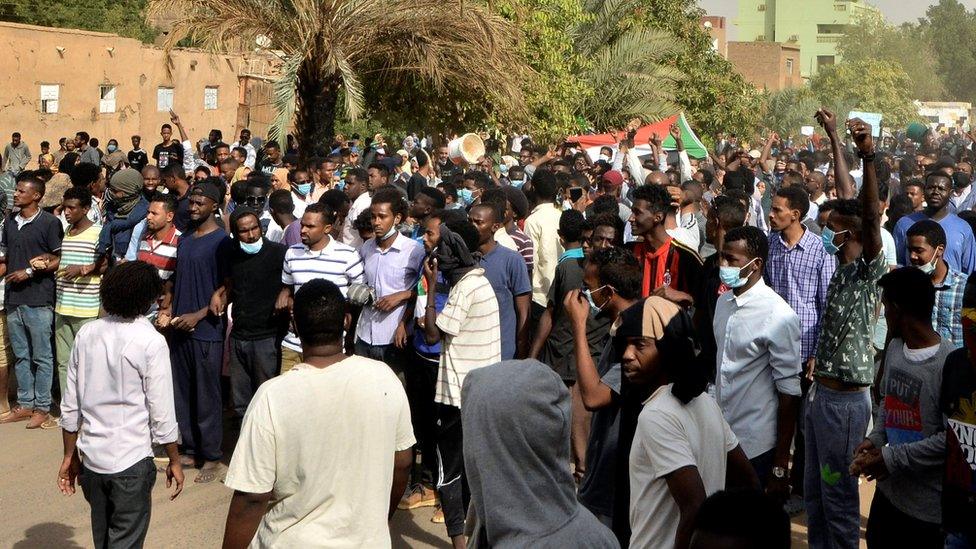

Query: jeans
[55,314,95,400]
[804,382,871,549]
[229,336,280,417]
[8,305,54,412]
[80,457,156,549]
[354,338,404,372]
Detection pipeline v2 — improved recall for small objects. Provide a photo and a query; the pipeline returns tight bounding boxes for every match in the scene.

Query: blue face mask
[582,285,609,316]
[295,182,312,196]
[240,238,263,255]
[821,227,848,255]
[458,188,474,206]
[509,179,525,189]
[335,179,346,191]
[107,144,118,153]
[718,258,757,289]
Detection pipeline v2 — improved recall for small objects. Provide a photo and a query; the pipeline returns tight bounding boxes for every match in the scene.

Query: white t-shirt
[224,356,415,548]
[629,384,739,549]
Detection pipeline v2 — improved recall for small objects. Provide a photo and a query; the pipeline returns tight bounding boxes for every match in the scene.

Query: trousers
[8,305,54,411]
[80,457,156,549]
[171,337,223,461]
[228,336,279,417]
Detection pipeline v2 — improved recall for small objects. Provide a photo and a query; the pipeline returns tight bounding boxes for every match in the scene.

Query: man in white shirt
[230,128,257,169]
[223,279,414,548]
[58,261,183,548]
[341,167,372,247]
[713,225,801,499]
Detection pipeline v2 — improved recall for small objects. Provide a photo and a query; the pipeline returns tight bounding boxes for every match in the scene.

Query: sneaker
[398,485,438,510]
[26,410,50,429]
[0,406,33,424]
[431,505,445,524]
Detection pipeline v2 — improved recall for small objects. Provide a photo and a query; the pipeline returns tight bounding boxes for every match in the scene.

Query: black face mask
[953,172,971,190]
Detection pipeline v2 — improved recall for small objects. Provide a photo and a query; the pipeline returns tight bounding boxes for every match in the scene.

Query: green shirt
[814,251,887,386]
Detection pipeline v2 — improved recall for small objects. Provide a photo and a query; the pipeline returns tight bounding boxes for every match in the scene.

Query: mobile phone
[570,187,584,202]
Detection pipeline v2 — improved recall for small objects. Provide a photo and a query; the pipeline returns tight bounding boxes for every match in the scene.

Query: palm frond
[268,52,300,143]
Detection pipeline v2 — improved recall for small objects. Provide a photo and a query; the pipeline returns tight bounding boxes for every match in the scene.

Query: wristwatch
[772,466,788,479]
[24,267,34,278]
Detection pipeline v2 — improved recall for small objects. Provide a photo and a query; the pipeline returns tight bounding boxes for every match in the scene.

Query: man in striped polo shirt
[54,187,103,408]
[136,193,180,326]
[277,203,364,372]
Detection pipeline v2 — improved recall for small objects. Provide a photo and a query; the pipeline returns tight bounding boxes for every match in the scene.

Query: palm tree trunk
[294,59,341,165]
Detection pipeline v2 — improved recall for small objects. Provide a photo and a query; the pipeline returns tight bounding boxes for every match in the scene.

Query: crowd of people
[0,105,974,549]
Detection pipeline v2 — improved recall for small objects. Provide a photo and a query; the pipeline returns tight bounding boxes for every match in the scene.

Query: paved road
[0,421,869,548]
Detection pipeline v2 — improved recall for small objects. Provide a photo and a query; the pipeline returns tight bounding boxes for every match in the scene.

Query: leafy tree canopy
[1,0,158,42]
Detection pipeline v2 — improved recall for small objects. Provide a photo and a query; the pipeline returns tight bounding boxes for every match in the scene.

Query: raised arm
[816,108,856,199]
[849,118,882,260]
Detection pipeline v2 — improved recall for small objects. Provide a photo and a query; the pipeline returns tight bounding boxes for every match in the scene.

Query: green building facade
[735,0,880,79]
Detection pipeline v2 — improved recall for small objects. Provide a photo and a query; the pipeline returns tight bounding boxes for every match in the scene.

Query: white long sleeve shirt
[60,316,178,474]
[712,279,801,458]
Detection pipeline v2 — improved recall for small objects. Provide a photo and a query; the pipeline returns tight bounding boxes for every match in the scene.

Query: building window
[817,55,836,69]
[204,86,218,110]
[786,58,794,75]
[817,24,847,35]
[40,84,60,114]
[157,87,174,111]
[99,85,117,113]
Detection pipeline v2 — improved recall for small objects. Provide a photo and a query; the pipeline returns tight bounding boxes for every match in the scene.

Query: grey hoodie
[461,359,619,549]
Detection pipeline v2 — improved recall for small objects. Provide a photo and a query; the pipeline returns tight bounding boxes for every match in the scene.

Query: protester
[524,169,564,320]
[853,267,951,548]
[58,261,182,548]
[222,279,414,548]
[461,359,618,548]
[906,219,967,348]
[894,170,976,273]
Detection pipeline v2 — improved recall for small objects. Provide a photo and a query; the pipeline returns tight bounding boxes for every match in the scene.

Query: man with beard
[894,170,976,274]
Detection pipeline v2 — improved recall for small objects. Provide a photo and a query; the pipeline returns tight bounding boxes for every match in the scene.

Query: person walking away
[851,267,952,548]
[461,359,618,548]
[57,261,184,549]
[0,173,63,428]
[222,279,413,548]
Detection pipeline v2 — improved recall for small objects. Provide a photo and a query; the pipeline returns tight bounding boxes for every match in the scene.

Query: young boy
[58,261,183,548]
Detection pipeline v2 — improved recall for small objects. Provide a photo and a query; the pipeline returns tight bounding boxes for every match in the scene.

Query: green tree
[3,0,158,42]
[809,59,918,129]
[629,0,763,140]
[923,0,976,104]
[149,0,530,161]
[762,88,821,137]
[837,12,945,102]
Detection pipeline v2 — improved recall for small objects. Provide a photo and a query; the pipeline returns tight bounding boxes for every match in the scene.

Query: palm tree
[572,0,683,131]
[148,0,528,159]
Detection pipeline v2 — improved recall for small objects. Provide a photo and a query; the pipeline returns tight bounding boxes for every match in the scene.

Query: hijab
[108,168,145,217]
[462,360,619,549]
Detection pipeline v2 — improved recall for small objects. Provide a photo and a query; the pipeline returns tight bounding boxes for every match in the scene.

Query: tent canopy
[569,113,708,160]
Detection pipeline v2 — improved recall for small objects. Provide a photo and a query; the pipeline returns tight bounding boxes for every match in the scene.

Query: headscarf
[108,168,144,217]
[461,360,619,549]
[435,222,477,285]
[612,296,704,404]
[272,168,290,191]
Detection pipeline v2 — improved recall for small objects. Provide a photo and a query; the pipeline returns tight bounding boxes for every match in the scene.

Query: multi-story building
[734,0,880,78]
[728,42,803,91]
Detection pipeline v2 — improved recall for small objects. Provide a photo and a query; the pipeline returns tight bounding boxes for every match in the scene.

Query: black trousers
[405,350,440,486]
[171,337,223,461]
[80,457,156,549]
[436,403,469,538]
[228,336,280,418]
[866,490,943,549]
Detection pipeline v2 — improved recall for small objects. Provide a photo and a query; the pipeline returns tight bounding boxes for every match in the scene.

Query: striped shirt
[434,268,501,408]
[56,224,102,318]
[137,225,181,281]
[508,226,534,277]
[281,237,364,351]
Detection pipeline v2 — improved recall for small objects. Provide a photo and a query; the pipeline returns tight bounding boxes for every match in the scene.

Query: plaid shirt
[765,228,837,361]
[933,268,967,349]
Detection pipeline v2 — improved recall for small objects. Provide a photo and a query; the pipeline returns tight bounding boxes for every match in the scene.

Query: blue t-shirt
[172,228,231,342]
[479,245,531,360]
[894,212,976,273]
[97,196,148,259]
